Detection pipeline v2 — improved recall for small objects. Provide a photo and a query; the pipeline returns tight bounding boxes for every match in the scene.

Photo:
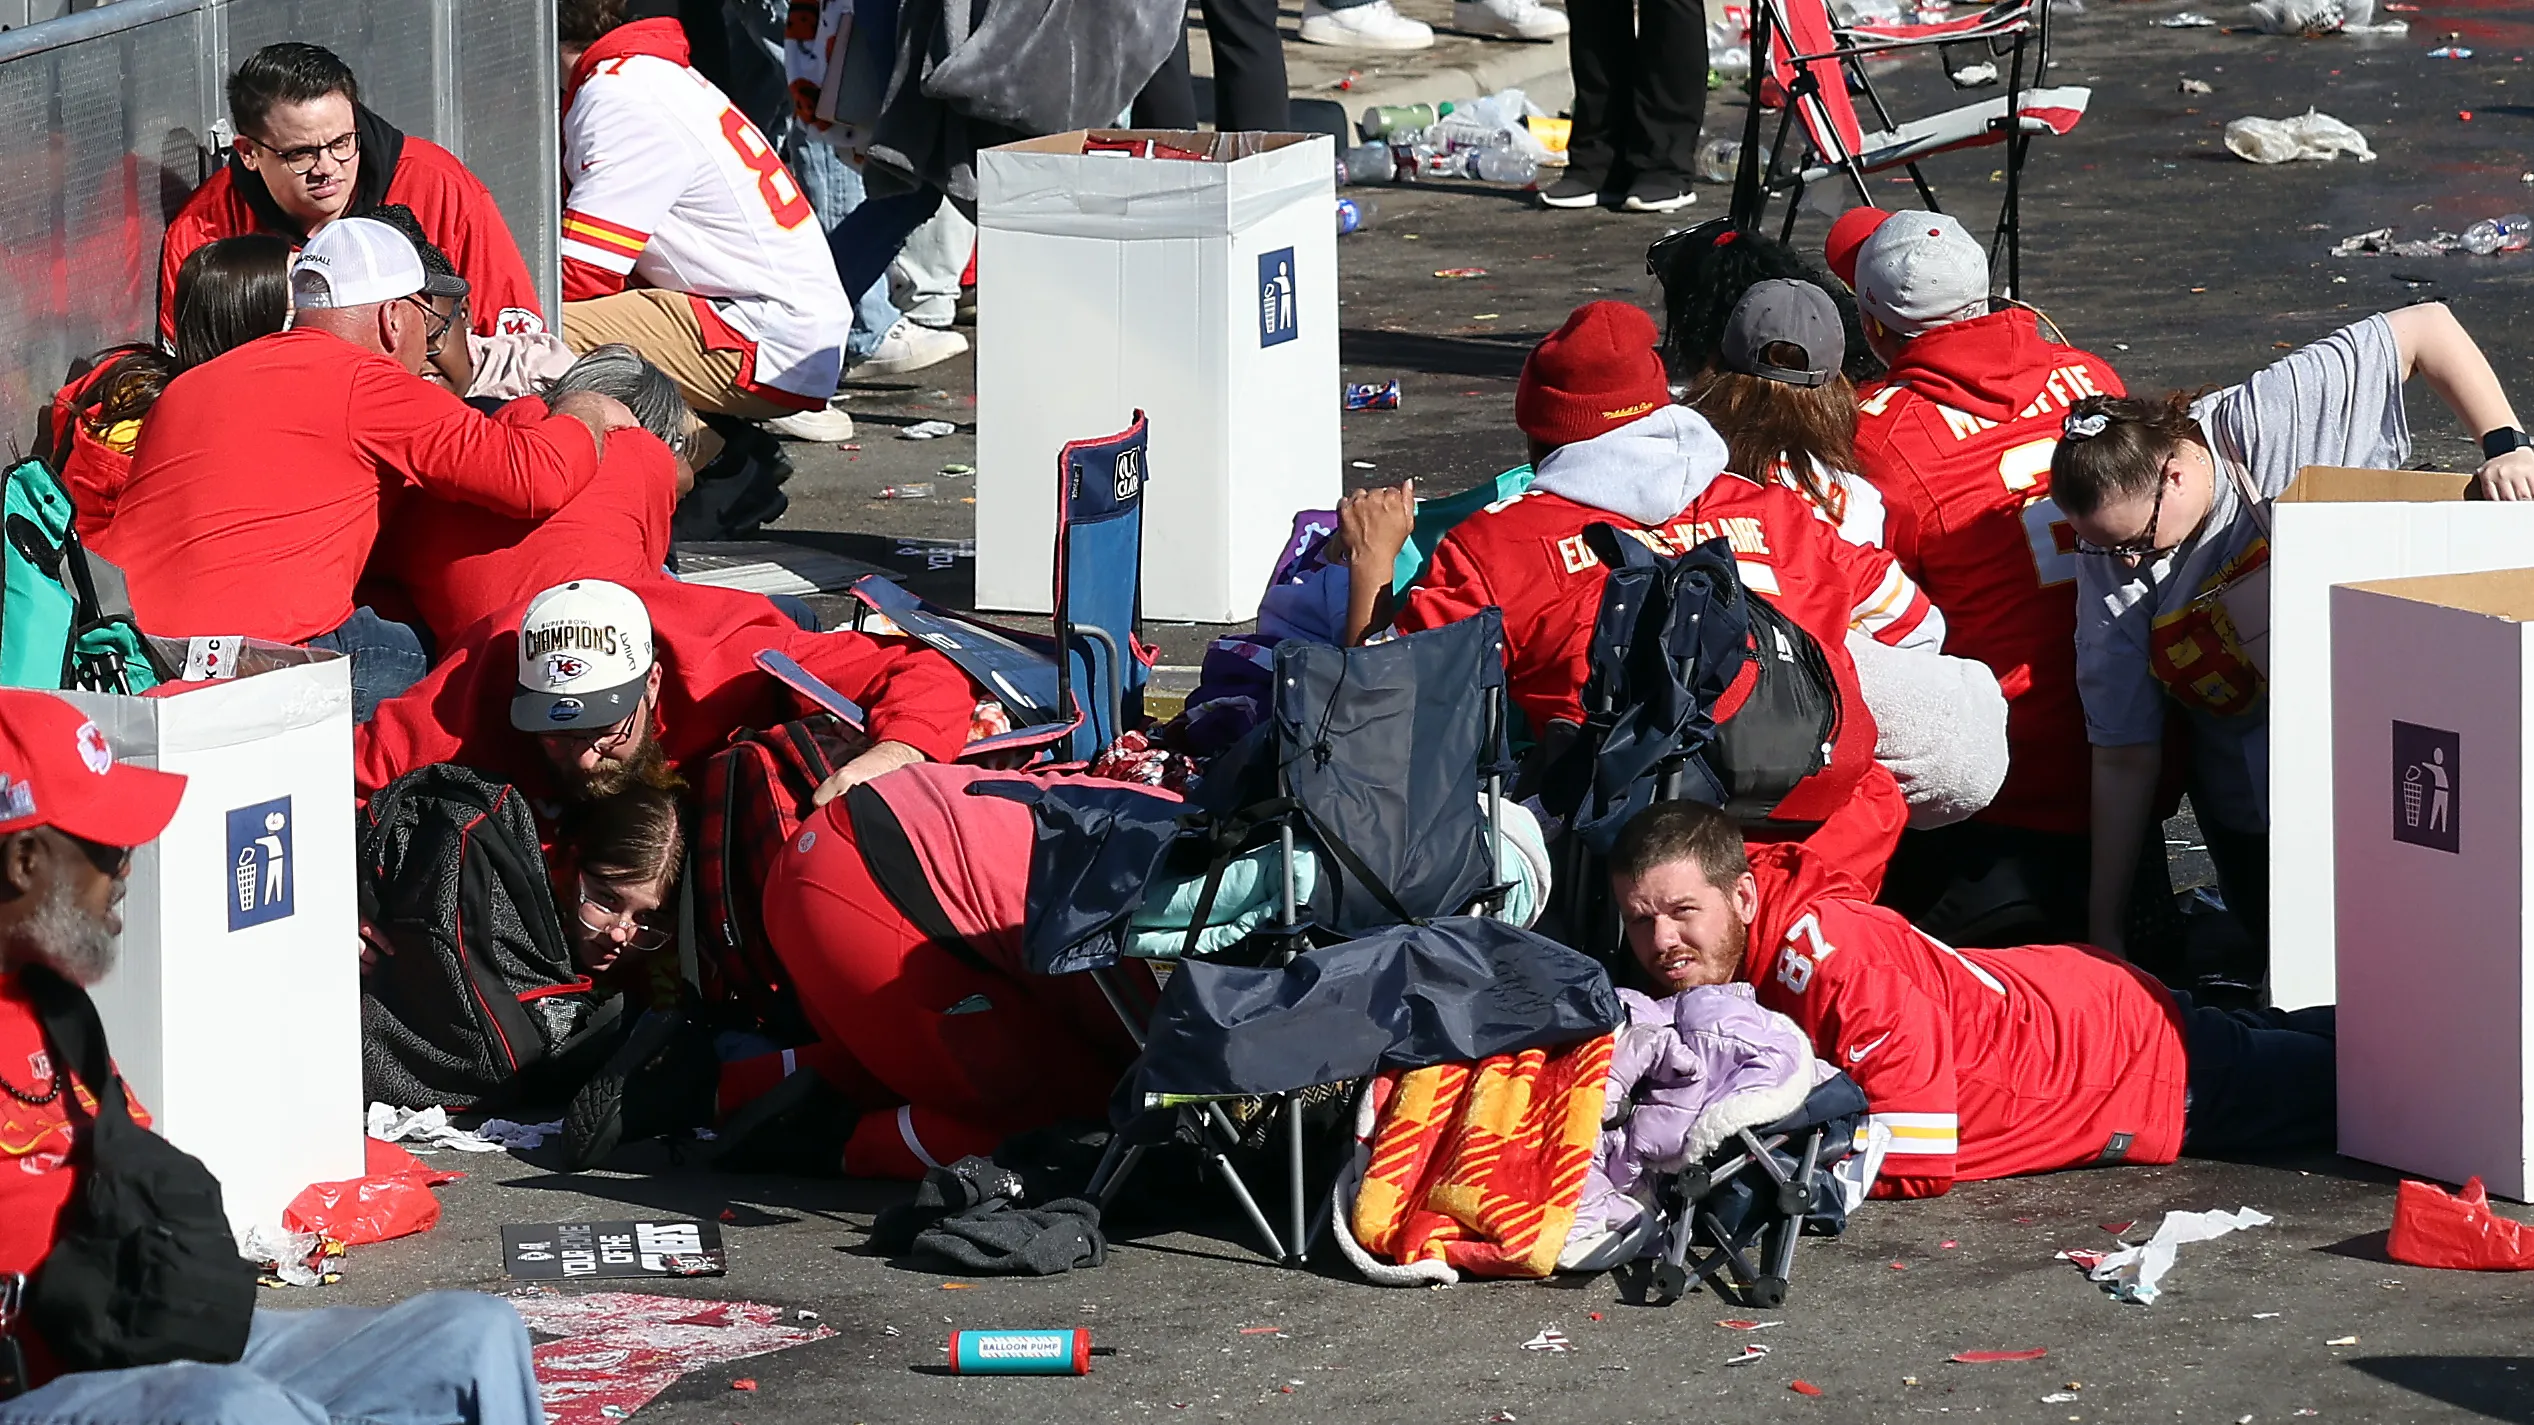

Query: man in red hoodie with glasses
[1827,208,2129,946]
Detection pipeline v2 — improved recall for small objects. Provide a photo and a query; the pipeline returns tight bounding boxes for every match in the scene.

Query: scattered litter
[730,1379,757,1392]
[1952,1349,2049,1363]
[883,1325,902,1335]
[2160,9,2216,21]
[2428,44,2472,56]
[1903,1376,1921,1386]
[1350,460,1378,469]
[1726,1344,1774,1366]
[1470,313,1501,320]
[1889,1261,1908,1271]
[2057,1249,2108,1270]
[877,484,935,500]
[1598,1363,1631,1371]
[796,1310,819,1321]
[2248,0,2402,32]
[938,463,975,476]
[2078,1206,2274,1305]
[1345,380,1403,411]
[1940,1240,1960,1250]
[2389,1176,2534,1269]
[1718,1319,1783,1330]
[2101,1221,2136,1233]
[508,1292,833,1425]
[2330,226,2469,258]
[1332,69,1361,91]
[1241,1326,1287,1335]
[1951,62,1999,85]
[1434,267,1489,279]
[2180,77,2214,93]
[718,1208,739,1223]
[2255,1312,2282,1319]
[1520,1328,1573,1352]
[2224,111,2374,164]
[367,1102,555,1153]
[1490,1412,1518,1422]
[2326,1335,2359,1346]
[1588,1312,1604,1321]
[839,442,860,451]
[245,1225,343,1288]
[2043,1393,2082,1403]
[1790,1380,1824,1396]
[900,420,959,439]
[941,1282,975,1290]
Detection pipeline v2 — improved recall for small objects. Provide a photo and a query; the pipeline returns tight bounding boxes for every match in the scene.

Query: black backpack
[357,764,617,1109]
[1544,527,1842,853]
[20,965,256,1374]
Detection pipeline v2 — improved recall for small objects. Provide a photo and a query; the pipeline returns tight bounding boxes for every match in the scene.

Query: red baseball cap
[1515,302,1675,448]
[0,689,186,849]
[1825,206,1895,288]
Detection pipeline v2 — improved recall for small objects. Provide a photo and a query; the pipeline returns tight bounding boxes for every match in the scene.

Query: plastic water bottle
[1337,142,1396,185]
[1359,104,1438,141]
[1473,148,1538,185]
[1336,195,1382,234]
[2460,213,2533,255]
[1696,137,1743,183]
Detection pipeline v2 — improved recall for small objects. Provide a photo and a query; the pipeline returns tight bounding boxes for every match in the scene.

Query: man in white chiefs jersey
[556,0,854,446]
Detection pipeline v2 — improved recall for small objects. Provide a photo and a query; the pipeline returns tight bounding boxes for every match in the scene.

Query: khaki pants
[563,289,794,467]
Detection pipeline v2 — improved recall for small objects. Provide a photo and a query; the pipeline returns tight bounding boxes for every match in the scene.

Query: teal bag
[1,458,164,695]
[1394,463,1539,591]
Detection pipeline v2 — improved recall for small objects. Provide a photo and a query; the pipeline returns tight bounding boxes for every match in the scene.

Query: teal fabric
[1394,464,1537,591]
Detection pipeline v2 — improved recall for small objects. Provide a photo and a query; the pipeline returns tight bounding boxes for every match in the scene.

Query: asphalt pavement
[344,4,2534,1420]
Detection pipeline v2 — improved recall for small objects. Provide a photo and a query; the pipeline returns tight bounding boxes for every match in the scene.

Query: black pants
[1881,822,2089,949]
[2176,993,2335,1157]
[1133,1,1290,133]
[2199,818,2270,950]
[1565,0,1707,185]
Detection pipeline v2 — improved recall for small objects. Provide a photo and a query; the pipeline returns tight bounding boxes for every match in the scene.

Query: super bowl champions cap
[511,580,657,733]
[289,216,427,310]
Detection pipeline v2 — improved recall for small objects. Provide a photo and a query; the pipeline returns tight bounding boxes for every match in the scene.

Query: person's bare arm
[810,739,927,806]
[1336,481,1415,646]
[2384,302,2534,499]
[2086,742,2163,956]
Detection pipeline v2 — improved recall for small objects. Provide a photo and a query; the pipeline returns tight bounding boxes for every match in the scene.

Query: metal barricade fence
[0,0,558,435]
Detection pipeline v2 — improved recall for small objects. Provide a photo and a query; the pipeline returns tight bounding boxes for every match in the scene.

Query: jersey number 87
[718,109,814,231]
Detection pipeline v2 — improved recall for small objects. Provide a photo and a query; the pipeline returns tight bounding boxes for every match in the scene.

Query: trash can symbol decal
[1258,247,1298,348]
[2390,721,2459,854]
[225,796,295,930]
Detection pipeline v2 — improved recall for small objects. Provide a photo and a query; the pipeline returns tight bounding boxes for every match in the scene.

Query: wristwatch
[2484,426,2534,460]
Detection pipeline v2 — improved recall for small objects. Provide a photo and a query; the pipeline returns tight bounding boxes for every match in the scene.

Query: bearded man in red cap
[1338,299,1937,890]
[1822,208,2129,946]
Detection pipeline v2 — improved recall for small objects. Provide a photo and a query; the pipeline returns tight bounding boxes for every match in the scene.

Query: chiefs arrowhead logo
[75,722,112,775]
[545,654,590,683]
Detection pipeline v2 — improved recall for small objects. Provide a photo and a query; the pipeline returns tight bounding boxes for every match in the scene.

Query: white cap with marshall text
[289,216,429,310]
[511,580,657,732]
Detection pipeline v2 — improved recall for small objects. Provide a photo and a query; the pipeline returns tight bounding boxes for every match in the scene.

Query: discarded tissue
[2072,1206,2274,1305]
[2224,111,2374,164]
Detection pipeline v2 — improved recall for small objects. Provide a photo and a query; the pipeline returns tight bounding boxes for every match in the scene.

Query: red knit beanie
[1515,301,1673,448]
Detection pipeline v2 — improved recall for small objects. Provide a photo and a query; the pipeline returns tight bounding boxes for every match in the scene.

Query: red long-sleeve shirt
[355,579,978,800]
[101,328,603,644]
[1742,843,2188,1198]
[157,127,544,342]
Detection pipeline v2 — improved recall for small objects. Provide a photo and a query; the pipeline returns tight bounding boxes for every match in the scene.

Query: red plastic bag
[282,1140,465,1246]
[2386,1177,2534,1271]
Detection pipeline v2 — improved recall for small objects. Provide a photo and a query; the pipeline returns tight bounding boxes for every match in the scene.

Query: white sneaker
[852,318,970,377]
[760,399,855,442]
[1299,0,1436,50]
[1454,0,1570,39]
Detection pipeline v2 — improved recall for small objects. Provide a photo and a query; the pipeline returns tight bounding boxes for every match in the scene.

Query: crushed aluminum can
[1344,380,1402,411]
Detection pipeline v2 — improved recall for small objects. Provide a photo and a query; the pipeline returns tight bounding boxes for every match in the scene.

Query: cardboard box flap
[981,129,1331,240]
[2278,465,2473,505]
[2343,566,2534,622]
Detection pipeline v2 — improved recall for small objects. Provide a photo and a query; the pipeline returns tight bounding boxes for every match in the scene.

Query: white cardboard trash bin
[64,645,364,1238]
[2331,568,2534,1200]
[2262,467,2534,1011]
[976,129,1342,624]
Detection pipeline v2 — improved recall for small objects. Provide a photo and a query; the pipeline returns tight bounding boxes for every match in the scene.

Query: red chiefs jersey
[1399,471,1933,884]
[1854,309,2126,834]
[1741,843,2188,1198]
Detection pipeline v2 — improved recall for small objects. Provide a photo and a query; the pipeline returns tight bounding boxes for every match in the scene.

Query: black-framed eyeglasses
[246,130,359,175]
[2073,464,2169,562]
[400,295,455,357]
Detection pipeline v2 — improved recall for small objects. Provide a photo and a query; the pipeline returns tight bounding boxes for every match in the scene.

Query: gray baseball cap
[1720,279,1845,388]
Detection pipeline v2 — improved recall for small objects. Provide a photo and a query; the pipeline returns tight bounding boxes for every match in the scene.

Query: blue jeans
[0,1293,541,1425]
[829,187,945,310]
[305,607,430,725]
[783,133,902,362]
[2176,992,2336,1158]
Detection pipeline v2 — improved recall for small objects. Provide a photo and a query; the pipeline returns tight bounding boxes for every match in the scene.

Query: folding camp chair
[1643,1070,1869,1307]
[846,412,1155,763]
[1730,0,2089,295]
[1067,612,1522,1264]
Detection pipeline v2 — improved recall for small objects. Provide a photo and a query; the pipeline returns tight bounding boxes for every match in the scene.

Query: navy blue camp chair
[848,412,1153,764]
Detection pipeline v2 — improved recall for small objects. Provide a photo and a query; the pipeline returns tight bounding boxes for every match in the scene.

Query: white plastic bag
[2224,110,2375,164]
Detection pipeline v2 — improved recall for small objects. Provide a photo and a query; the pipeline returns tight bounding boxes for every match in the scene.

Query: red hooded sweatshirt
[1740,842,2187,1198]
[1401,405,1936,890]
[355,579,976,802]
[1853,309,2126,835]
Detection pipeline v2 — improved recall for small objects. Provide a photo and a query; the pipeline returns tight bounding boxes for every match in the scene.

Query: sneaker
[852,317,970,377]
[1299,0,1436,50]
[1454,0,1570,39]
[559,1009,720,1172]
[1539,172,1608,209]
[759,398,854,442]
[1622,177,1696,213]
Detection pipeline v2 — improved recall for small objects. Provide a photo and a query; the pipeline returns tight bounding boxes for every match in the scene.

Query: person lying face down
[1605,798,2335,1200]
